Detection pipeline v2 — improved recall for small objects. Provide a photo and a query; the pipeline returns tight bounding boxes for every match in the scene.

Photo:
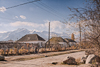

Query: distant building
[0,40,14,44]
[8,40,13,42]
[46,37,68,47]
[64,33,76,46]
[17,34,45,47]
[71,33,75,41]
[64,38,76,46]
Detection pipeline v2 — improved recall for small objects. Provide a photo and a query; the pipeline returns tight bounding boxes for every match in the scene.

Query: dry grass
[39,48,45,53]
[0,49,4,55]
[70,46,77,50]
[0,46,82,55]
[9,49,14,54]
[75,58,81,65]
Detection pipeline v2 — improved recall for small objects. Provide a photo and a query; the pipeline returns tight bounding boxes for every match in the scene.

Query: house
[64,33,76,47]
[0,40,14,44]
[8,40,13,42]
[46,37,68,47]
[17,34,45,47]
[64,38,76,47]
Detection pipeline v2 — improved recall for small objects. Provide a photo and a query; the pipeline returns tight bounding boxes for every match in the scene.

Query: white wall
[18,41,46,47]
[58,42,68,47]
[69,42,76,46]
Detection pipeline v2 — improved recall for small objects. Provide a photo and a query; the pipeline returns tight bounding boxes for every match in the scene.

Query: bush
[75,58,81,65]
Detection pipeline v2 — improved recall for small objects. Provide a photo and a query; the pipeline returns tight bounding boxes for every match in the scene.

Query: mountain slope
[0,28,70,41]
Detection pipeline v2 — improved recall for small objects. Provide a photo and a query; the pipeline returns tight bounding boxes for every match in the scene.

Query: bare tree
[68,0,100,55]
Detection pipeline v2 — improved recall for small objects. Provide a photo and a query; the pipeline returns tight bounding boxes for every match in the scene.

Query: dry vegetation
[0,43,82,56]
[75,58,81,65]
[68,0,100,56]
[0,42,94,56]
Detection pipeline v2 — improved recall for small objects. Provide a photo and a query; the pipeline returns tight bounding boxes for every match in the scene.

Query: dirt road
[0,51,88,67]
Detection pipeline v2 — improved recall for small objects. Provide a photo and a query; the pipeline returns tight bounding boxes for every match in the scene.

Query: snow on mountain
[3,32,11,39]
[0,28,70,41]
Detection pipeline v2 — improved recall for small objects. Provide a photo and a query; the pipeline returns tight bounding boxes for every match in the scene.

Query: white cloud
[0,6,6,12]
[10,20,66,33]
[44,20,65,32]
[15,16,18,18]
[0,24,2,26]
[0,20,81,40]
[65,22,79,28]
[10,21,44,28]
[44,20,63,28]
[0,31,7,33]
[9,20,80,34]
[20,15,26,19]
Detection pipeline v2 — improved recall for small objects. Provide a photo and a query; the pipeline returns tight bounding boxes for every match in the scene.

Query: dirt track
[0,50,88,67]
[5,50,82,61]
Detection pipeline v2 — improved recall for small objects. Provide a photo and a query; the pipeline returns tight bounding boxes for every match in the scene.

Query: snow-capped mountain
[0,28,70,41]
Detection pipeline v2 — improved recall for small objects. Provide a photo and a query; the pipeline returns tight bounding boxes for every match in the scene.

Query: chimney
[71,33,75,41]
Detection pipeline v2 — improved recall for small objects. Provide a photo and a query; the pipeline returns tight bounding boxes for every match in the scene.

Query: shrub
[75,58,81,65]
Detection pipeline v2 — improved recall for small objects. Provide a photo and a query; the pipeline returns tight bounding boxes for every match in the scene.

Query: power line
[0,0,40,22]
[0,0,68,24]
[0,16,20,21]
[0,0,66,21]
[0,0,40,10]
[33,3,65,20]
[33,3,62,18]
[25,0,65,20]
[0,0,65,22]
[38,1,66,19]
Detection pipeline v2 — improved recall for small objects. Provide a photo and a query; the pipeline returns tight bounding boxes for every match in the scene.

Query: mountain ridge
[0,28,70,41]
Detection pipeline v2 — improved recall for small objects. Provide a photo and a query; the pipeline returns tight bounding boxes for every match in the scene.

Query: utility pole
[83,28,86,46]
[48,22,50,49]
[79,21,81,49]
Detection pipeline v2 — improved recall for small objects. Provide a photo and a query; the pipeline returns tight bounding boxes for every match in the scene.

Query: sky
[0,0,87,38]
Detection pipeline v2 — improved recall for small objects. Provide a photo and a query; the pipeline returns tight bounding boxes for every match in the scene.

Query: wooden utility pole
[48,22,50,49]
[79,21,81,49]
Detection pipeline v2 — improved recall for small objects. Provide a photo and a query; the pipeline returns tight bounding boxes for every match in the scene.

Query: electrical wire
[0,0,67,22]
[38,1,66,20]
[0,0,40,11]
[33,3,64,20]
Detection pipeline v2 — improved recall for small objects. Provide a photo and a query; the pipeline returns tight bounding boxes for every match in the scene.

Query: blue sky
[0,0,87,37]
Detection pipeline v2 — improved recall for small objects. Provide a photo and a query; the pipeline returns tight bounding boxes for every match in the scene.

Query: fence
[0,42,77,56]
[0,42,41,55]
